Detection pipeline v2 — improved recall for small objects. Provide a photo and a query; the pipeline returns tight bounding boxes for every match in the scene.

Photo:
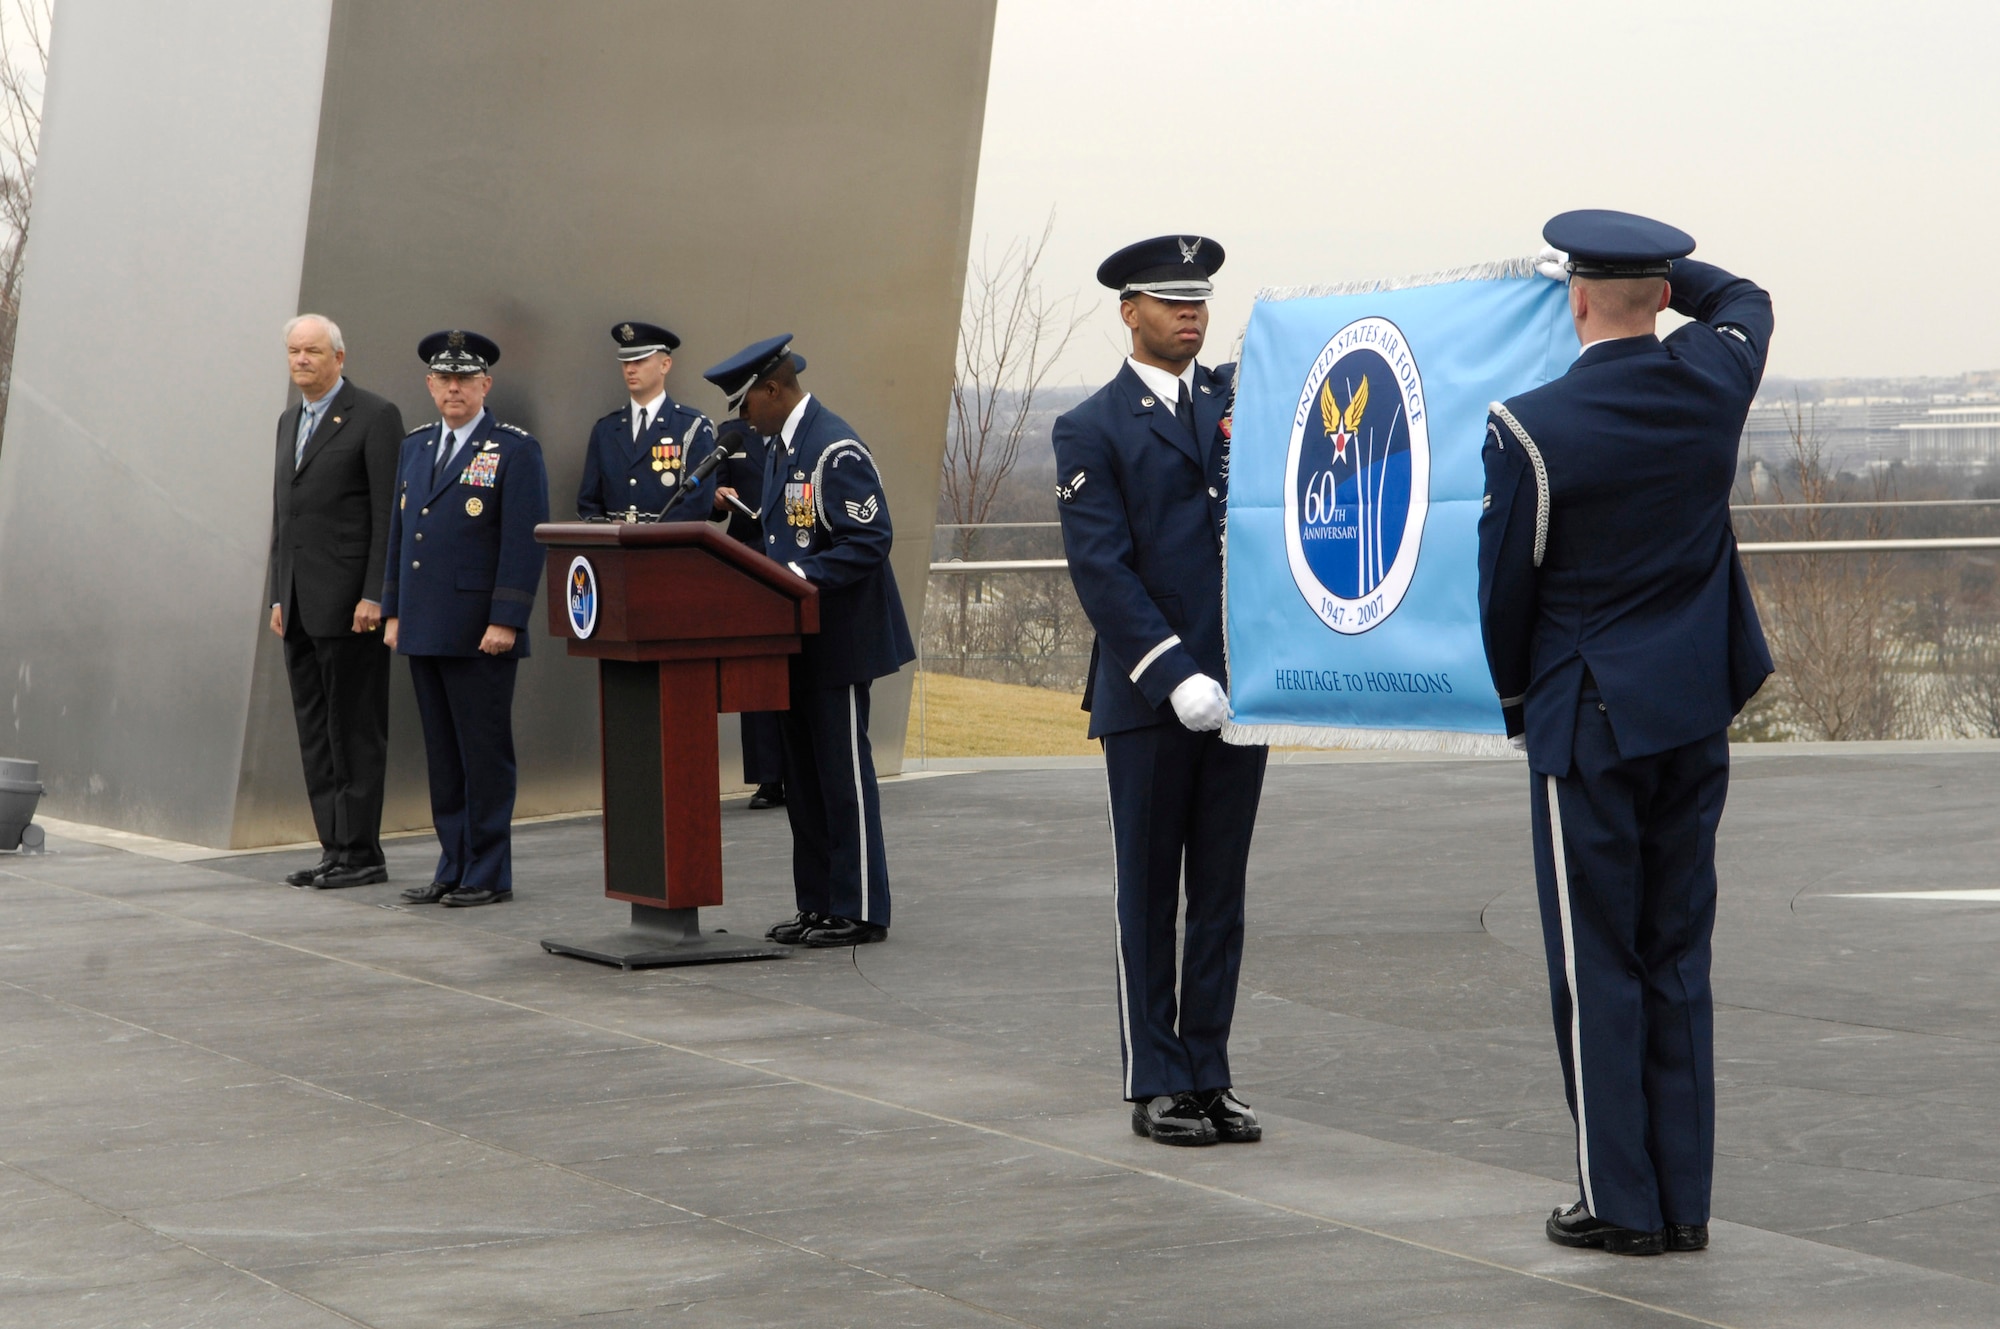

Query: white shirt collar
[779,392,813,448]
[630,390,667,437]
[1577,338,1616,358]
[1126,356,1196,408]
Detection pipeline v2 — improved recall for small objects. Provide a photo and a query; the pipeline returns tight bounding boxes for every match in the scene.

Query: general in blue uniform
[1055,237,1268,1149]
[381,330,551,908]
[703,336,915,948]
[576,320,719,522]
[1477,211,1774,1255]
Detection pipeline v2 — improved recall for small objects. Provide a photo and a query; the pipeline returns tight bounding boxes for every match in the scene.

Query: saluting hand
[479,624,517,655]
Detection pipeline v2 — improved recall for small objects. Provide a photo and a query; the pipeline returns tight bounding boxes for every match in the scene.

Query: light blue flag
[1222,259,1579,752]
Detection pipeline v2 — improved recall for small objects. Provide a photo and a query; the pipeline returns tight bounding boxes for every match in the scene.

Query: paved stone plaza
[4,744,1999,1327]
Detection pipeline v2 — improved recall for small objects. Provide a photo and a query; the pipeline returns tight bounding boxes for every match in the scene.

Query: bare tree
[943,215,1085,558]
[1744,397,1902,739]
[0,0,50,454]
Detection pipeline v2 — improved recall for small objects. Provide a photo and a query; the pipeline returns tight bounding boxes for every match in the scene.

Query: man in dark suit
[267,314,404,888]
[382,330,550,908]
[1054,237,1268,1149]
[711,416,786,808]
[576,320,719,522]
[703,336,915,947]
[1479,210,1775,1256]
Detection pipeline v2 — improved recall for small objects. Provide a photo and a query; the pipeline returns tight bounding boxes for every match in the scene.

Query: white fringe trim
[1256,254,1541,304]
[1221,722,1522,758]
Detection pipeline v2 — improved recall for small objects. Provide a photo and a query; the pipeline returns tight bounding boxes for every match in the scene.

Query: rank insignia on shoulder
[1482,493,1492,510]
[465,496,484,517]
[1056,470,1087,503]
[406,423,433,437]
[1721,326,1749,343]
[498,422,530,436]
[843,495,878,523]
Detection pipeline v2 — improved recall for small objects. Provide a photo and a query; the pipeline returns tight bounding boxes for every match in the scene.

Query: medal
[465,497,483,516]
[660,472,676,487]
[652,460,664,471]
[795,529,811,547]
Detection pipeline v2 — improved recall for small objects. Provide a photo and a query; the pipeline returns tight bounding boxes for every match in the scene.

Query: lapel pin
[1199,385,1211,395]
[1140,395,1156,408]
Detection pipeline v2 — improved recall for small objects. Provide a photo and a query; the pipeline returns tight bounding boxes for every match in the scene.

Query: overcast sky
[970,0,1999,385]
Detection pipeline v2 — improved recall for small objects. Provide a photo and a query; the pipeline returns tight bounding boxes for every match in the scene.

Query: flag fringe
[1220,722,1522,759]
[1255,254,1541,304]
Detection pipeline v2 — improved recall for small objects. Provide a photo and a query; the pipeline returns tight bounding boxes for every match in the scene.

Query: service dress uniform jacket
[381,412,551,894]
[1054,359,1269,1102]
[576,394,717,520]
[756,395,915,926]
[1477,259,1774,1235]
[267,379,403,869]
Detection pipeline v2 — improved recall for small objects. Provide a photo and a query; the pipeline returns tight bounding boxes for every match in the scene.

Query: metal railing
[930,540,2000,572]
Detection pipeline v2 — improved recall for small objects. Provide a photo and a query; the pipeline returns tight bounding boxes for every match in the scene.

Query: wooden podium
[532,521,817,968]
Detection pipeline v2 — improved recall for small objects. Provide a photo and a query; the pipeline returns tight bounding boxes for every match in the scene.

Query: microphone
[656,433,737,520]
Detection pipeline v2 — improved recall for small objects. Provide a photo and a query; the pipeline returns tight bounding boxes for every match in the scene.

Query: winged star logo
[844,495,879,523]
[1178,237,1200,264]
[1318,375,1368,466]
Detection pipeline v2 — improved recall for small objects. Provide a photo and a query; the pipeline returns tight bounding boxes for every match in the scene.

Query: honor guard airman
[703,336,915,948]
[1054,237,1269,1148]
[577,320,719,521]
[1478,211,1775,1256]
[381,330,551,907]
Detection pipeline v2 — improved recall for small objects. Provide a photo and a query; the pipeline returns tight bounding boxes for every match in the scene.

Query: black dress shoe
[285,857,336,887]
[1195,1087,1262,1143]
[747,782,786,810]
[1545,1201,1664,1256]
[765,911,824,944]
[801,917,887,948]
[400,881,458,904]
[1131,1093,1218,1146]
[442,888,513,907]
[314,863,388,889]
[1666,1223,1708,1252]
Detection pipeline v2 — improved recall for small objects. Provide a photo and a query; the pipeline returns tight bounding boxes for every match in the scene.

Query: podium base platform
[541,904,789,970]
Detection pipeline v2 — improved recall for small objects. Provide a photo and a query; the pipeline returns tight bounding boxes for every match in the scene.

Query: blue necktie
[433,429,457,484]
[293,402,318,467]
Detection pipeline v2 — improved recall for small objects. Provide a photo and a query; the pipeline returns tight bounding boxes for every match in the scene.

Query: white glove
[1170,673,1230,732]
[1508,734,1528,752]
[1533,246,1569,281]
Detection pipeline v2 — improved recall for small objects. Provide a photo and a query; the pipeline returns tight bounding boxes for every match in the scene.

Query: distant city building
[1896,404,2000,465]
[1740,392,2000,468]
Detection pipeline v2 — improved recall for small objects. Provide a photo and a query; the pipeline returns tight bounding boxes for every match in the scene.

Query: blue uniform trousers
[1104,724,1268,1101]
[779,678,891,927]
[408,654,520,894]
[740,710,784,786]
[1529,681,1727,1234]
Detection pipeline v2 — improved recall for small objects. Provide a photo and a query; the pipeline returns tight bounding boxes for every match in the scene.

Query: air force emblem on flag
[1283,315,1431,635]
[843,495,879,523]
